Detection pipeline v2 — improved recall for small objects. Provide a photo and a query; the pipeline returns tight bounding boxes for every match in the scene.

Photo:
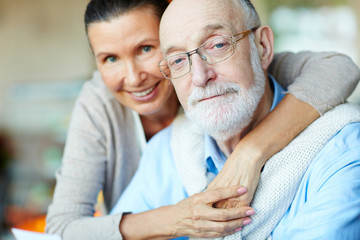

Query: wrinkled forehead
[159,0,245,55]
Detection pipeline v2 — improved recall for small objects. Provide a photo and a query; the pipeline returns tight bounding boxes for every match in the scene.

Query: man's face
[160,0,265,140]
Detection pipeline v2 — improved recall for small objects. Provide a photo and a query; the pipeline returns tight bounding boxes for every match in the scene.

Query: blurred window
[270,6,358,63]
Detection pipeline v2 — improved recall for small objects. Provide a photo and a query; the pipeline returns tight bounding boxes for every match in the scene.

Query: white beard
[185,38,265,141]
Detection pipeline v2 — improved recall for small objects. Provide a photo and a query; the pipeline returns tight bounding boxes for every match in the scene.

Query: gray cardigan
[45,51,360,239]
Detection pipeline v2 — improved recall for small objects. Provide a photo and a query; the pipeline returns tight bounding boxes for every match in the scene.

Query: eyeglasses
[159,27,258,80]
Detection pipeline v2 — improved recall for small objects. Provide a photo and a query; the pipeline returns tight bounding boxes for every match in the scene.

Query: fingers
[196,186,247,205]
[172,187,256,238]
[200,204,255,221]
[214,196,250,209]
[184,217,253,238]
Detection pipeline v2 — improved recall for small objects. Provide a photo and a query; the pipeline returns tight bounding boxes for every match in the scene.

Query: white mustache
[188,81,241,106]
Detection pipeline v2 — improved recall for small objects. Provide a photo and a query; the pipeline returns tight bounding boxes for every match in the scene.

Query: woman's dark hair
[84,0,169,34]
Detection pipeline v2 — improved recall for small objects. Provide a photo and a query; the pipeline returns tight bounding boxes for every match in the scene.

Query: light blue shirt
[111,77,360,239]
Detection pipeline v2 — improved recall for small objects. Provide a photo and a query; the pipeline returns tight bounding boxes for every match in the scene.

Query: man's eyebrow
[163,45,178,57]
[163,24,225,56]
[204,23,225,32]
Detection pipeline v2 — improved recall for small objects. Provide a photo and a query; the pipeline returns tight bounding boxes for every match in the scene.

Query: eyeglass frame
[158,27,259,80]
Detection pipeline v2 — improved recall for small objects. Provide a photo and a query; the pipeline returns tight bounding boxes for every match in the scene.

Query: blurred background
[0,0,359,239]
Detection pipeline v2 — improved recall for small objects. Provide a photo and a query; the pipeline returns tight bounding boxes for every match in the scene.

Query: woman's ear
[254,26,274,71]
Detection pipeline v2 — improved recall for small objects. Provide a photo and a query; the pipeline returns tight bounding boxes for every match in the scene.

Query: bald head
[160,0,240,56]
[159,0,260,56]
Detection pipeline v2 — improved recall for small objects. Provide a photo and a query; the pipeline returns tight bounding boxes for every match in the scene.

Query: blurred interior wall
[349,0,360,64]
[253,0,360,102]
[253,0,360,67]
[0,0,95,113]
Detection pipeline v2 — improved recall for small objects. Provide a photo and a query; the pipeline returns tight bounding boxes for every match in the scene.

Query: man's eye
[211,40,229,50]
[142,46,152,53]
[167,55,187,71]
[206,40,230,55]
[214,43,225,49]
[173,58,184,65]
[105,56,117,63]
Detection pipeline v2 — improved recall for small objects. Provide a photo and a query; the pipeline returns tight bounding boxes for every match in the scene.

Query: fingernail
[237,187,247,194]
[235,227,242,232]
[246,209,255,216]
[243,219,252,225]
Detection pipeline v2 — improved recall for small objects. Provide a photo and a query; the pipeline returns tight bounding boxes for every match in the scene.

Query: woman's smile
[128,81,161,102]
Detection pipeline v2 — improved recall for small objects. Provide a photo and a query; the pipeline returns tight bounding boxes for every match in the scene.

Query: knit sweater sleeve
[269,51,360,115]
[45,75,139,240]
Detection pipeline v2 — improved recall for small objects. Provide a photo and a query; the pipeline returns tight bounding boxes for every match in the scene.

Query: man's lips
[199,93,226,102]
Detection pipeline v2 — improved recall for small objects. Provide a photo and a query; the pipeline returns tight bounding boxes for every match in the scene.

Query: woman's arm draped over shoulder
[208,51,360,208]
[270,51,360,115]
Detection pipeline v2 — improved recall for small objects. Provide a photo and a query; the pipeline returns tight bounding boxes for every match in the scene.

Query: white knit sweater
[171,103,360,240]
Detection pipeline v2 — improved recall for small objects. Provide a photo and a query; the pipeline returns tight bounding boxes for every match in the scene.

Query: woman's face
[87,6,174,116]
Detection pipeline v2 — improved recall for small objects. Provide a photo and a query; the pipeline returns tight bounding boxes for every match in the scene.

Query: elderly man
[112,0,360,239]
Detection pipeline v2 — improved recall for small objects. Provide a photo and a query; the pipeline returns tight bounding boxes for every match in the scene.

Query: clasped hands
[169,151,262,238]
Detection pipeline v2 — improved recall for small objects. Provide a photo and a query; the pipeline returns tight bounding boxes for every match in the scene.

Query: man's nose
[190,54,215,87]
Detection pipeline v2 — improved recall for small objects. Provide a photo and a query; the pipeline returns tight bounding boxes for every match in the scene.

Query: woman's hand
[120,186,254,240]
[207,148,263,209]
[168,186,255,238]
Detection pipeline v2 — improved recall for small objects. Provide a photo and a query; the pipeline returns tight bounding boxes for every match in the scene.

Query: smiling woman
[44,0,360,239]
[87,6,178,119]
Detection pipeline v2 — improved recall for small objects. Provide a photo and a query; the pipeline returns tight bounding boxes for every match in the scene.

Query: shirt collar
[204,135,226,175]
[204,74,286,173]
[268,74,286,111]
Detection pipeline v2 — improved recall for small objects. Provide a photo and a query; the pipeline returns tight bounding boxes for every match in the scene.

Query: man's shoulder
[300,103,360,162]
[147,124,173,149]
[136,123,187,204]
[308,122,360,180]
[320,121,360,168]
[325,122,360,152]
[273,121,360,240]
[141,124,174,168]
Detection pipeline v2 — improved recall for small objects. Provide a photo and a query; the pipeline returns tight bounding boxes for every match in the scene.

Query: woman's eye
[105,56,117,63]
[142,45,152,53]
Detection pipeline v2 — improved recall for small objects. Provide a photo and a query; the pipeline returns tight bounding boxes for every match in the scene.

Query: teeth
[132,86,155,97]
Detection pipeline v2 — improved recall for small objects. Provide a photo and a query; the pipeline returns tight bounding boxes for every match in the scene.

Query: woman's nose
[124,61,147,87]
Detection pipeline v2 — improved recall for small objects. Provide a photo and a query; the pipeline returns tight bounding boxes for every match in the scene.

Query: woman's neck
[140,91,180,141]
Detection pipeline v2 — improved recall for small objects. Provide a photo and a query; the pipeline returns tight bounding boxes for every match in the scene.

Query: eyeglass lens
[160,35,236,79]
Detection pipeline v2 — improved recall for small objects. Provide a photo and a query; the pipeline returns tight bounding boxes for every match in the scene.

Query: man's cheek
[180,93,190,110]
[173,83,188,108]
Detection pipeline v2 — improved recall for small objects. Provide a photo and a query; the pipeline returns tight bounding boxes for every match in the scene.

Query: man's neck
[217,75,274,157]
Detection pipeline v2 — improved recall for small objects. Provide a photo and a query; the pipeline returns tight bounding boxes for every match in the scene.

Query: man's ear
[254,26,274,71]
